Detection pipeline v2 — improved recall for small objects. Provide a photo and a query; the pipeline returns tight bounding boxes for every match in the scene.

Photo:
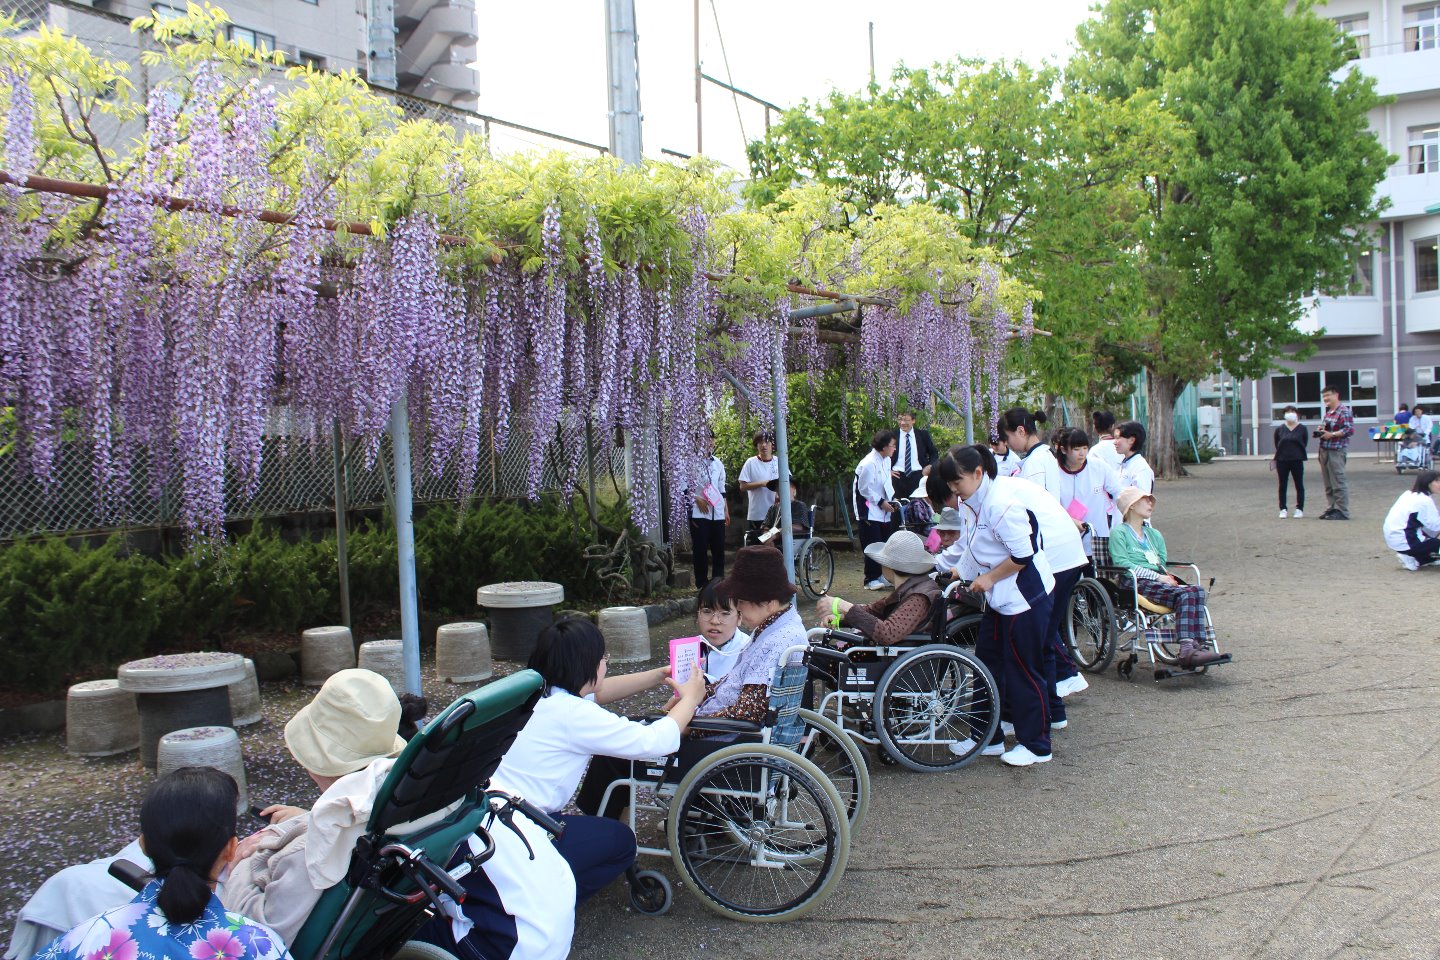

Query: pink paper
[1065,499,1088,522]
[669,636,704,685]
[701,483,722,508]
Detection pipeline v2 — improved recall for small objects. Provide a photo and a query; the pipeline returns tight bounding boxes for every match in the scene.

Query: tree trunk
[1146,370,1189,480]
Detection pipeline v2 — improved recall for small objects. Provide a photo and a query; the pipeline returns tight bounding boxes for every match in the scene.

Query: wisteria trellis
[0,58,1031,547]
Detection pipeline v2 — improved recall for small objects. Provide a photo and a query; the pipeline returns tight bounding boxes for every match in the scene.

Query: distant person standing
[1395,403,1412,426]
[854,430,898,590]
[891,410,939,499]
[1000,407,1064,499]
[1272,406,1308,519]
[1317,385,1353,520]
[737,431,780,542]
[1410,405,1435,450]
[688,433,729,586]
[991,434,1021,477]
[1090,411,1122,471]
[1114,421,1155,493]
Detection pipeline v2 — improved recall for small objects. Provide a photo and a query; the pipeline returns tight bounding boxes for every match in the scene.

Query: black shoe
[1319,509,1337,519]
[1332,513,1349,520]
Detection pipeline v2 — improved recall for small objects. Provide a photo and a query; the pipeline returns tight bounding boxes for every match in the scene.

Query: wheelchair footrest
[1153,653,1232,681]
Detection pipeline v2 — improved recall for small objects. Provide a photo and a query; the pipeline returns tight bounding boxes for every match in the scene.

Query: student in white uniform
[1383,469,1440,570]
[1000,407,1064,499]
[1054,427,1125,560]
[1090,410,1122,472]
[420,619,707,960]
[931,447,1056,767]
[991,434,1022,477]
[854,429,899,589]
[1115,421,1155,493]
[737,431,780,542]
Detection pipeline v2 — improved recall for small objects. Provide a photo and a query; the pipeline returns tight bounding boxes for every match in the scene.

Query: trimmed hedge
[0,495,632,692]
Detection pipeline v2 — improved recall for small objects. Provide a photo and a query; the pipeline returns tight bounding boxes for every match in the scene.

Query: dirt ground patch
[3,458,1437,959]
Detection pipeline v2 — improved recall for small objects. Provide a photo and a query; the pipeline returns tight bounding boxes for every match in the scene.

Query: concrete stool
[358,639,406,692]
[229,659,262,727]
[118,653,246,769]
[476,582,564,661]
[597,606,652,663]
[66,680,139,757]
[302,625,356,686]
[436,622,493,683]
[156,725,248,811]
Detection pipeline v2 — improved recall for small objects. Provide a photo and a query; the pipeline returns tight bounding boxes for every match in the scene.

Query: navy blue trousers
[976,586,1054,757]
[1044,565,1084,722]
[417,814,636,960]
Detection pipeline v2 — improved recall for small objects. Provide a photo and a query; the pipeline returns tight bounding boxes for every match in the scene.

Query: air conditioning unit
[278,43,301,63]
[1357,369,1376,389]
[1418,367,1436,387]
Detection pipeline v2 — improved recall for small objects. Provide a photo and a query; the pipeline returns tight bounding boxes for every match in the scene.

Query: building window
[1417,236,1439,294]
[150,2,185,21]
[1333,14,1370,58]
[1271,369,1378,421]
[296,51,326,69]
[1416,366,1440,402]
[1406,3,1440,51]
[228,25,276,53]
[1410,125,1439,174]
[1326,248,1375,297]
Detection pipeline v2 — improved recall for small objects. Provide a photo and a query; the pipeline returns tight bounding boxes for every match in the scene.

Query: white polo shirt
[738,455,779,521]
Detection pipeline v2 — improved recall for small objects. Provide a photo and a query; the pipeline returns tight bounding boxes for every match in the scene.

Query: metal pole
[694,0,703,154]
[771,327,795,586]
[965,372,976,445]
[367,0,397,89]
[389,397,422,696]
[868,21,876,87]
[332,420,352,630]
[606,0,643,165]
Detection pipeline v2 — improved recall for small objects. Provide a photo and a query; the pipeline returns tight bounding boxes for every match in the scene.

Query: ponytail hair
[1053,428,1091,456]
[141,767,239,926]
[924,467,953,507]
[998,407,1047,438]
[1092,410,1116,434]
[936,445,997,484]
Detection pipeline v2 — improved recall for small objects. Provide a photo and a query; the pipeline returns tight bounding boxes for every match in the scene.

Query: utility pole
[694,0,703,154]
[868,21,876,87]
[606,0,643,165]
[367,0,397,89]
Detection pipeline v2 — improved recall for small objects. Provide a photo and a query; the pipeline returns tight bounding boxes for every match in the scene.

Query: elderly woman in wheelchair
[1105,487,1231,678]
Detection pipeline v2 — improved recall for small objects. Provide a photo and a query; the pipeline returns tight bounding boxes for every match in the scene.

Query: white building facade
[1237,0,1440,454]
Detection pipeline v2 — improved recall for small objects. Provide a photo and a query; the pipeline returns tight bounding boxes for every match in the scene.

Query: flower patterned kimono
[35,881,290,960]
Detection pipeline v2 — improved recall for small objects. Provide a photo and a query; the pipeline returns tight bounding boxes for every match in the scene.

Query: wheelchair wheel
[667,744,849,922]
[391,943,460,960]
[628,869,673,915]
[1066,577,1117,673]
[944,612,982,647]
[796,708,870,832]
[873,645,999,772]
[796,538,834,600]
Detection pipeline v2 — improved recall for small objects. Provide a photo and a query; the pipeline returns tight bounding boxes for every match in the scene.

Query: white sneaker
[1050,719,1068,731]
[1057,674,1090,698]
[1293,509,1303,519]
[980,742,1006,757]
[1000,744,1052,767]
[1399,553,1421,571]
[864,578,888,590]
[1000,721,1015,737]
[947,738,977,756]
[1278,509,1288,519]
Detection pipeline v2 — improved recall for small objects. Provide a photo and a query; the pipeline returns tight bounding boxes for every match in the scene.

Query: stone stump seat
[357,639,406,692]
[66,680,140,757]
[117,653,246,770]
[475,582,564,661]
[302,626,356,687]
[435,622,493,683]
[156,725,248,811]
[597,606,652,663]
[229,658,262,727]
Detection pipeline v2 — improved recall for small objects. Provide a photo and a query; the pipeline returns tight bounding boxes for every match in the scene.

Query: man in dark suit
[891,409,939,499]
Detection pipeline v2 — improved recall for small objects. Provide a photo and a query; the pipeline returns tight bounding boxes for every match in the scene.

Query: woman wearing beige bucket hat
[222,669,408,944]
[1109,488,1225,668]
[815,530,941,645]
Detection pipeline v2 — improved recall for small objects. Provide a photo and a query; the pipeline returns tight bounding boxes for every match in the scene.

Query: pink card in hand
[1065,499,1088,522]
[669,636,704,685]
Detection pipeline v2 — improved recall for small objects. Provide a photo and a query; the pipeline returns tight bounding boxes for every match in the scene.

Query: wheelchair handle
[486,790,566,839]
[436,699,476,738]
[107,860,149,893]
[372,842,460,907]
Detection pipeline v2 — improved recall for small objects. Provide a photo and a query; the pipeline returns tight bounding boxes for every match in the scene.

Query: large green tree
[1070,0,1391,476]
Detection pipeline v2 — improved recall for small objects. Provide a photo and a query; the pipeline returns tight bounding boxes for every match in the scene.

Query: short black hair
[935,445,998,488]
[697,578,736,611]
[871,429,898,452]
[1412,470,1439,494]
[1092,410,1116,433]
[1053,427,1091,454]
[752,430,774,448]
[1322,385,1341,397]
[528,617,607,695]
[1117,421,1147,453]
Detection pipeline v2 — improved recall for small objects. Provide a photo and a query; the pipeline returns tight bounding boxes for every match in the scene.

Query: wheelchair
[806,581,1000,772]
[1080,539,1232,682]
[112,671,554,960]
[745,503,835,601]
[596,644,864,922]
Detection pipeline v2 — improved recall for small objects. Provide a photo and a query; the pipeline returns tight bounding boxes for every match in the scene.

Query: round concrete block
[358,639,406,692]
[301,626,356,687]
[436,622,493,683]
[156,725,248,811]
[66,680,139,757]
[597,606,652,664]
[229,659,262,727]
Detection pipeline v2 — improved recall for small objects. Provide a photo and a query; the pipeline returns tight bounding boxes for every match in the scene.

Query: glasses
[698,607,737,621]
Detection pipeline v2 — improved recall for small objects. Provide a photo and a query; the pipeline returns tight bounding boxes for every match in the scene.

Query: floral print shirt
[37,880,290,960]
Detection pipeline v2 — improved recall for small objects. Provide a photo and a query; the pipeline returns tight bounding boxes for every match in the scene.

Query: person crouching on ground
[1108,488,1225,668]
[814,530,941,646]
[1382,469,1440,571]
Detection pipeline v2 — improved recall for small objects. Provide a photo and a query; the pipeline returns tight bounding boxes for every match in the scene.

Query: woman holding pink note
[1054,427,1125,561]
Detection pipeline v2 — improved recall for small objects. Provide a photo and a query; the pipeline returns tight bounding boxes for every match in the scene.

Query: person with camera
[1316,386,1354,520]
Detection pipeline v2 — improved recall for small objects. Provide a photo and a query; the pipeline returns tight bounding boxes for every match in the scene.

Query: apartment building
[1233,1,1440,455]
[78,0,479,109]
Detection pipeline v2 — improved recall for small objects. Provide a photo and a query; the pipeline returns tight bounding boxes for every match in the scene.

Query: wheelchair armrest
[687,718,764,734]
[806,646,850,668]
[819,627,868,648]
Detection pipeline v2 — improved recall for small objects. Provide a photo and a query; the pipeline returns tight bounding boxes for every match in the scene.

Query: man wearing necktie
[891,410,938,499]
